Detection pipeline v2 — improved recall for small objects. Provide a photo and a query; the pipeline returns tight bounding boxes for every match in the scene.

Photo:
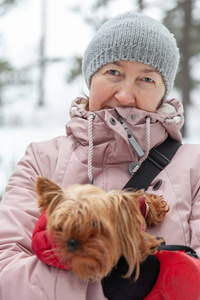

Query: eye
[141,77,154,83]
[92,220,98,229]
[108,69,120,76]
[55,225,63,232]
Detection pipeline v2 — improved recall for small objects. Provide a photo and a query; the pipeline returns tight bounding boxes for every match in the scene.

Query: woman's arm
[0,141,89,300]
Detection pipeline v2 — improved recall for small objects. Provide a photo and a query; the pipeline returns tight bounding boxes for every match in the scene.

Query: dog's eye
[55,226,63,232]
[92,221,98,228]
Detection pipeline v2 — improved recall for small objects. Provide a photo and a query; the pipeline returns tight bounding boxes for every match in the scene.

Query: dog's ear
[144,194,169,227]
[35,176,63,212]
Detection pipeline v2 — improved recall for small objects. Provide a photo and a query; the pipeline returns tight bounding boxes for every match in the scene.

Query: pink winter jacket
[1,97,200,300]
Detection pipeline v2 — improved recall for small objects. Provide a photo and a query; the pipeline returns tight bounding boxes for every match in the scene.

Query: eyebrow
[142,68,160,74]
[111,61,160,74]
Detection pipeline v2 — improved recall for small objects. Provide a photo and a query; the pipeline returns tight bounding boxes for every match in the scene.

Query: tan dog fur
[35,176,169,281]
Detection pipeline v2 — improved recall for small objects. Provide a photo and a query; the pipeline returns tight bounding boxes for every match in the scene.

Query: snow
[0,76,82,195]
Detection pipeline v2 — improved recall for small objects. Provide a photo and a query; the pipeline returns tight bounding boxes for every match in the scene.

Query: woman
[0,11,200,300]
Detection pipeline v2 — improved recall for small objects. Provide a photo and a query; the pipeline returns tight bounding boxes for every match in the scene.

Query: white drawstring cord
[139,116,151,163]
[87,113,95,184]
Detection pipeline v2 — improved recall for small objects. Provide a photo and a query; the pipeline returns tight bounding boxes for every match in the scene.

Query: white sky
[0,0,169,64]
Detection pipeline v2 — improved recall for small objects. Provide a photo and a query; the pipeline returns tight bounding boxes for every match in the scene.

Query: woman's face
[88,61,165,112]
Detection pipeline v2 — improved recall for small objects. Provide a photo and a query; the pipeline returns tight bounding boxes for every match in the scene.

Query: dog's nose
[66,239,80,251]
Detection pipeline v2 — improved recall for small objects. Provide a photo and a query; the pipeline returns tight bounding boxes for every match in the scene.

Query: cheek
[89,82,110,111]
[89,89,102,111]
[136,91,163,112]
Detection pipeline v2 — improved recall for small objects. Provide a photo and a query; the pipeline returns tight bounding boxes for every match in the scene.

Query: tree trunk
[38,0,47,106]
[181,0,192,137]
[138,0,144,11]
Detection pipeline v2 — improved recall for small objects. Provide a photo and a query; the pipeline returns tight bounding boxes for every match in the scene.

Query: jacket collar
[66,97,183,152]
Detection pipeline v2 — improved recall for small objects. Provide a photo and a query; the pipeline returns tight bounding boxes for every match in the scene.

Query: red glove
[32,211,71,270]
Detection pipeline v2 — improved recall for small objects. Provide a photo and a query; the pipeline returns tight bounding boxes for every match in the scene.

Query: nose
[66,239,80,251]
[115,82,136,106]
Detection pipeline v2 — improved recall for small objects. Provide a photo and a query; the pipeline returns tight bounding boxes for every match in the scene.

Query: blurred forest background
[0,0,200,199]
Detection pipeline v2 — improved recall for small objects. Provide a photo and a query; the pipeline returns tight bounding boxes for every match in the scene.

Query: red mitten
[32,211,71,270]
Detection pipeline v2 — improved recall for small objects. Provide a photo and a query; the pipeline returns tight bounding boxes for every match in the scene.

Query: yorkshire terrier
[34,176,169,281]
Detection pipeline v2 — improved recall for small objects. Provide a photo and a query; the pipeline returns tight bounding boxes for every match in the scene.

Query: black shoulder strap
[123,137,182,191]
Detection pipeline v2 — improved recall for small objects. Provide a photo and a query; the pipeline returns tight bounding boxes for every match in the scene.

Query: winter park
[1,0,200,299]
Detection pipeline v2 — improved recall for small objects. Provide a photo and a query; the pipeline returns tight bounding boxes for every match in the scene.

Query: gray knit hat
[82,11,180,97]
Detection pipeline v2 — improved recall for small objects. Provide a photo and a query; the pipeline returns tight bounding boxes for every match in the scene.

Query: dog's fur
[35,176,169,281]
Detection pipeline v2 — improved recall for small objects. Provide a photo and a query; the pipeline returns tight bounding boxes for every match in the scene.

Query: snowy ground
[183,102,200,144]
[0,72,81,197]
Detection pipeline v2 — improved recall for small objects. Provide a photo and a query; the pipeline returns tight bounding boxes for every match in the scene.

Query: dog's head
[35,176,119,281]
[35,176,166,281]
